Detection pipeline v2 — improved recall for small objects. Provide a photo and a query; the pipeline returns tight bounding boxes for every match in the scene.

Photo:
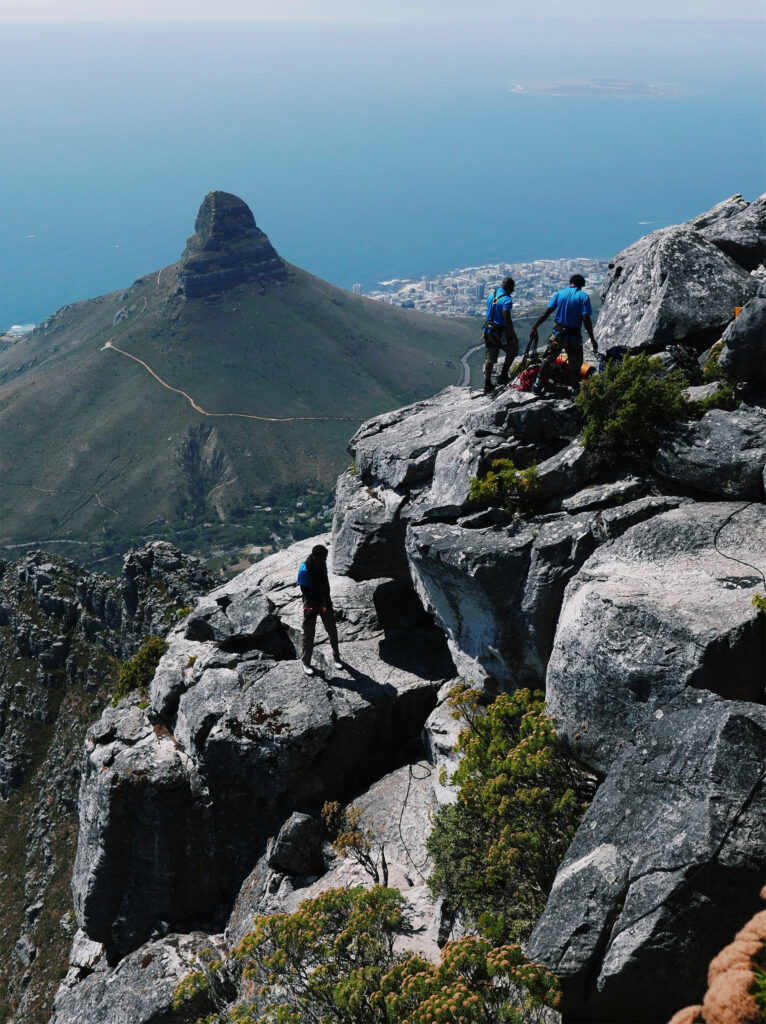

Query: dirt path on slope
[103,340,359,423]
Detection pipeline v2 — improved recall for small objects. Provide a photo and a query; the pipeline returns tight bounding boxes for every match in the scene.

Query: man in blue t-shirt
[529,274,598,394]
[482,276,519,394]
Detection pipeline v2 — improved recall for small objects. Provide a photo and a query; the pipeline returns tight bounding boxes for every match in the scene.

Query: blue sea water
[1,17,765,326]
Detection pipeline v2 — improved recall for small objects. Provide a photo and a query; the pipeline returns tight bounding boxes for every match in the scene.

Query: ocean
[1,16,765,327]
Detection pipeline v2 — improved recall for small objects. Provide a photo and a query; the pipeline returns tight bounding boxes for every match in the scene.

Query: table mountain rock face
[178,190,287,297]
[527,691,766,1023]
[693,192,766,272]
[719,295,766,390]
[70,536,457,962]
[597,225,758,352]
[654,406,766,499]
[545,502,766,775]
[46,197,766,1024]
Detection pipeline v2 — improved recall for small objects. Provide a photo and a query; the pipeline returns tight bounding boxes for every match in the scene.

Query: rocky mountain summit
[3,195,765,1024]
[178,190,287,298]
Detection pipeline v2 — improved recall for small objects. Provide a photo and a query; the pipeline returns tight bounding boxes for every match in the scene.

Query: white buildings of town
[363,257,609,317]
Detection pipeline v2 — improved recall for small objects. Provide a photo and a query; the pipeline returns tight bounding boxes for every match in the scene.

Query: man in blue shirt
[483,277,519,394]
[297,543,343,676]
[529,274,599,395]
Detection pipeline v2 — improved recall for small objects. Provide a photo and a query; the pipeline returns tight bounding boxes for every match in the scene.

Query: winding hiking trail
[103,340,358,423]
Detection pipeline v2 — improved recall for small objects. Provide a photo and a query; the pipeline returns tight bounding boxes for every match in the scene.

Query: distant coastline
[510,79,684,98]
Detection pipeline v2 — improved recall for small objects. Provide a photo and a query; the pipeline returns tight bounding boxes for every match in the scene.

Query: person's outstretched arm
[530,306,552,340]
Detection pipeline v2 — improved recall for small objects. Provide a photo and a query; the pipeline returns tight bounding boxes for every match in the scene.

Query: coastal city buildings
[363,257,609,316]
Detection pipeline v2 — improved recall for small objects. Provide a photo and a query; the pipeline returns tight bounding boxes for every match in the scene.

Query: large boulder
[331,470,410,581]
[406,496,680,689]
[51,931,233,1024]
[226,760,443,957]
[694,193,766,272]
[71,538,457,960]
[597,226,758,352]
[350,387,476,489]
[527,691,766,1023]
[718,296,766,390]
[546,502,766,774]
[654,406,766,499]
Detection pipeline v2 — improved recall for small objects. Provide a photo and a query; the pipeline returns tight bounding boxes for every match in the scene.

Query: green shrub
[469,459,540,514]
[427,687,590,944]
[576,352,690,466]
[753,594,766,615]
[112,636,168,706]
[176,605,193,619]
[218,886,560,1023]
[689,381,739,416]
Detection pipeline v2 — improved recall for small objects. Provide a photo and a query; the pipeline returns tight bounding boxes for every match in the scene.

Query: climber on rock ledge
[530,273,599,397]
[298,543,344,677]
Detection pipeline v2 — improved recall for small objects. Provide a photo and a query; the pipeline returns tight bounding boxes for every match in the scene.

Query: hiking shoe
[332,657,344,670]
[483,382,494,395]
[497,372,509,385]
[532,381,545,396]
[301,662,315,677]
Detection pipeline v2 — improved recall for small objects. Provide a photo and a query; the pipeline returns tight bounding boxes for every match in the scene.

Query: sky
[0,0,765,19]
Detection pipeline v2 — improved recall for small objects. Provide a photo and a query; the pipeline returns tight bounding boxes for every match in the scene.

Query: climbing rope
[711,501,766,590]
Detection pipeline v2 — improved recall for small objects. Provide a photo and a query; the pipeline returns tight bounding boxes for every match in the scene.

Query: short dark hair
[501,277,515,292]
[570,274,586,288]
[311,544,328,559]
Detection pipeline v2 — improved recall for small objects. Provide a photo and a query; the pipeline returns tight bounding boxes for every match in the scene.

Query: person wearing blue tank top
[529,273,599,395]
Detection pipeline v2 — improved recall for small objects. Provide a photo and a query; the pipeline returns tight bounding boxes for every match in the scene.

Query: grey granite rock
[464,389,579,442]
[653,406,766,499]
[331,470,410,581]
[597,226,758,352]
[226,762,442,958]
[52,931,233,1024]
[718,295,766,389]
[535,439,598,500]
[695,192,766,272]
[72,537,457,960]
[561,476,649,513]
[407,514,597,688]
[546,502,766,774]
[350,387,475,488]
[183,587,277,645]
[269,812,324,877]
[527,691,766,1023]
[424,429,526,518]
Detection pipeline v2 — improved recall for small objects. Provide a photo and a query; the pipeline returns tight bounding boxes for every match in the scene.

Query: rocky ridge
[0,543,214,1024]
[8,195,765,1024]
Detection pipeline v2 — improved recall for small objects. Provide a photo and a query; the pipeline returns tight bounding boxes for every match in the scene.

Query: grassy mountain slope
[0,262,478,558]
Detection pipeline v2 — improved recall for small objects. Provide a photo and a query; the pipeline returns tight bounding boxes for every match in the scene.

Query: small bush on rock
[469,459,540,514]
[576,352,690,465]
[689,382,740,417]
[191,886,561,1023]
[112,635,168,705]
[427,687,590,944]
[322,801,388,885]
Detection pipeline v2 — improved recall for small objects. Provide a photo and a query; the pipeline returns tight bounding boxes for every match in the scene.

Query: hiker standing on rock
[530,274,598,396]
[483,277,519,394]
[298,544,343,676]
